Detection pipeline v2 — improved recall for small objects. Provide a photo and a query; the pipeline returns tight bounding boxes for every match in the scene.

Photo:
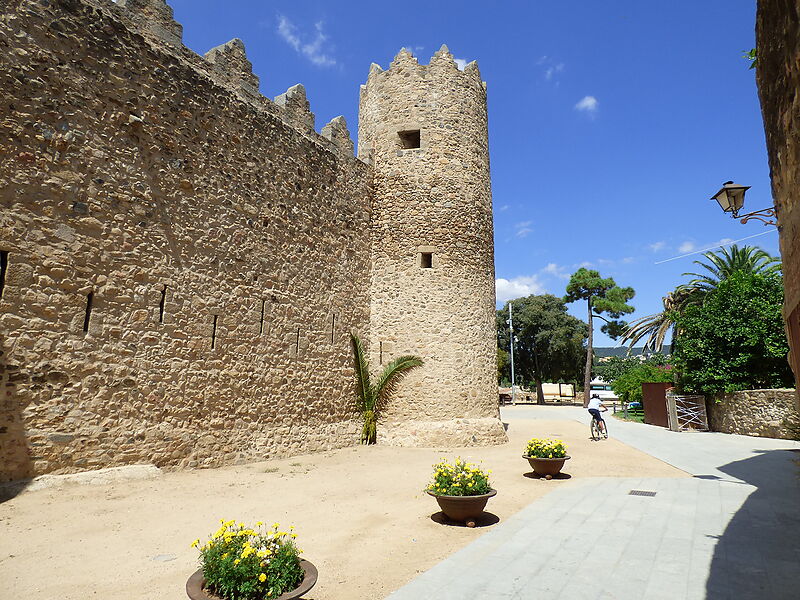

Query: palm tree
[620,286,697,352]
[682,244,781,293]
[622,245,780,353]
[350,333,423,444]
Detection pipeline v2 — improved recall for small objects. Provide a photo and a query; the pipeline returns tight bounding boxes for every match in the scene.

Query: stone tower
[358,46,506,446]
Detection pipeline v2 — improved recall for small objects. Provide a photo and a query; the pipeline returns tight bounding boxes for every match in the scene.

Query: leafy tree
[672,272,793,397]
[612,363,674,405]
[594,353,670,383]
[496,347,510,384]
[350,333,423,444]
[563,268,635,406]
[622,245,781,353]
[496,294,587,403]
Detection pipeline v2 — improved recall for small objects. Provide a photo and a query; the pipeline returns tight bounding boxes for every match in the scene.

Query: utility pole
[508,302,516,405]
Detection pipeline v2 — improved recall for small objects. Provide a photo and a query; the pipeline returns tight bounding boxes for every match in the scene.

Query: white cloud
[497,204,510,212]
[277,16,336,67]
[454,58,468,70]
[496,276,546,302]
[536,56,564,83]
[545,63,564,80]
[541,263,570,279]
[649,241,666,252]
[578,261,594,268]
[622,256,635,264]
[678,241,696,253]
[574,95,599,114]
[514,220,533,238]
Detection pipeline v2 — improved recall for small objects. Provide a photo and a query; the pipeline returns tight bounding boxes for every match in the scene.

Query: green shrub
[193,520,304,600]
[426,457,492,496]
[612,363,673,404]
[672,272,793,396]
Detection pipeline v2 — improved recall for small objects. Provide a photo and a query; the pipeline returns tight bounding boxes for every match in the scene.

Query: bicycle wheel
[602,420,609,439]
[590,419,600,441]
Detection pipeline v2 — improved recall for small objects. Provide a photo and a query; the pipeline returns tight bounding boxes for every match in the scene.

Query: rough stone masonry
[0,0,506,481]
[756,0,800,408]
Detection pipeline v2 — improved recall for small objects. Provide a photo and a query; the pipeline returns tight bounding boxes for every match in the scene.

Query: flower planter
[427,489,497,527]
[186,559,318,600]
[523,455,570,478]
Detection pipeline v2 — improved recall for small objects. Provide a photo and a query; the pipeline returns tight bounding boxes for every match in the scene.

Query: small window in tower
[398,130,421,149]
[420,252,433,268]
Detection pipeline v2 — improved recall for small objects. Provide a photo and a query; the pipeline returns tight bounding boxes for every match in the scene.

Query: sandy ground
[0,413,687,600]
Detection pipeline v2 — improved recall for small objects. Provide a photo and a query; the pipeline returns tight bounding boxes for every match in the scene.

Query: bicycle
[590,416,608,441]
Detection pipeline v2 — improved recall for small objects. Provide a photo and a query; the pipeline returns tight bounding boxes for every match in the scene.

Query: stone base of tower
[377,417,508,447]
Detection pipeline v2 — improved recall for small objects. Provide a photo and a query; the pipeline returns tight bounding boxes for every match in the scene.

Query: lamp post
[508,302,516,405]
[710,181,778,227]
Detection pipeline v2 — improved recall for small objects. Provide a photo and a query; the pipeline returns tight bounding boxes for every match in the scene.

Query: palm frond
[681,244,781,296]
[621,312,674,353]
[374,355,424,407]
[350,333,373,412]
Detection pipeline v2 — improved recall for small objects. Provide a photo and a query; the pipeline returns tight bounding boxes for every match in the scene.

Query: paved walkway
[387,406,800,600]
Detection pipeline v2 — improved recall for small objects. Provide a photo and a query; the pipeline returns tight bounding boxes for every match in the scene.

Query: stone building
[0,0,505,481]
[756,0,800,408]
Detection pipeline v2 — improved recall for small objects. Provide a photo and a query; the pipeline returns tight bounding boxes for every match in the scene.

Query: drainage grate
[629,490,657,497]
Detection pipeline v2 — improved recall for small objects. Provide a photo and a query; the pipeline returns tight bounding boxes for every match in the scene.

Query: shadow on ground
[430,511,500,528]
[522,471,572,481]
[706,449,800,600]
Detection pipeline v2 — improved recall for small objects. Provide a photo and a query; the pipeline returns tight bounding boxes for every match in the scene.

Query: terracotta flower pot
[427,489,497,527]
[523,455,570,478]
[186,559,318,600]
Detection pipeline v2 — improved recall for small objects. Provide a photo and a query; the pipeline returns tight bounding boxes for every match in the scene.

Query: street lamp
[710,181,778,227]
[508,302,516,405]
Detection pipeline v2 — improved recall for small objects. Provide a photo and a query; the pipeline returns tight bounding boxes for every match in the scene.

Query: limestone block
[321,116,354,157]
[116,0,183,47]
[273,84,315,135]
[204,38,260,99]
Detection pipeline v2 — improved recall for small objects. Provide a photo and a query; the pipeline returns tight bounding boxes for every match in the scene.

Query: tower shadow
[705,449,800,599]
[0,332,33,501]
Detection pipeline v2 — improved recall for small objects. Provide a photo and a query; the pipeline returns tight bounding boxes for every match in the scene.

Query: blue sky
[170,0,779,347]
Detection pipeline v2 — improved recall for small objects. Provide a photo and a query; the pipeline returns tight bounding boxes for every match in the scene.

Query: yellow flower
[234,559,240,565]
[190,539,200,548]
[259,573,267,583]
[222,553,229,559]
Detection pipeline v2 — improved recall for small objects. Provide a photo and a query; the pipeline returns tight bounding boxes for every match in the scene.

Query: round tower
[358,45,506,446]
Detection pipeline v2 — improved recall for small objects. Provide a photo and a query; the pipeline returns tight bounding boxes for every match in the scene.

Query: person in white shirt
[587,394,607,433]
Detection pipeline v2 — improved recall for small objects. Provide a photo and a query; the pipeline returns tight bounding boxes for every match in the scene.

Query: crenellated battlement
[204,38,261,100]
[363,45,485,92]
[114,0,183,47]
[85,0,357,160]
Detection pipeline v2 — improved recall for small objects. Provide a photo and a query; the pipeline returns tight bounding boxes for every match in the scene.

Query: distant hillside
[593,347,645,358]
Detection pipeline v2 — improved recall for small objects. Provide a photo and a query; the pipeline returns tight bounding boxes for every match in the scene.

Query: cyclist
[587,393,608,434]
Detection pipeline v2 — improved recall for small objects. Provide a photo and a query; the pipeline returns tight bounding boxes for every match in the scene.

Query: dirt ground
[0,413,687,600]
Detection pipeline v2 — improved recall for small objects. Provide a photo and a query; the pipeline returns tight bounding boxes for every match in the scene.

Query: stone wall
[0,0,371,481]
[358,47,506,446]
[756,1,800,408]
[707,389,800,440]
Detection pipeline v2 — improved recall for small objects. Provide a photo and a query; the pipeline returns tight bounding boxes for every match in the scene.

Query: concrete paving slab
[386,406,800,600]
